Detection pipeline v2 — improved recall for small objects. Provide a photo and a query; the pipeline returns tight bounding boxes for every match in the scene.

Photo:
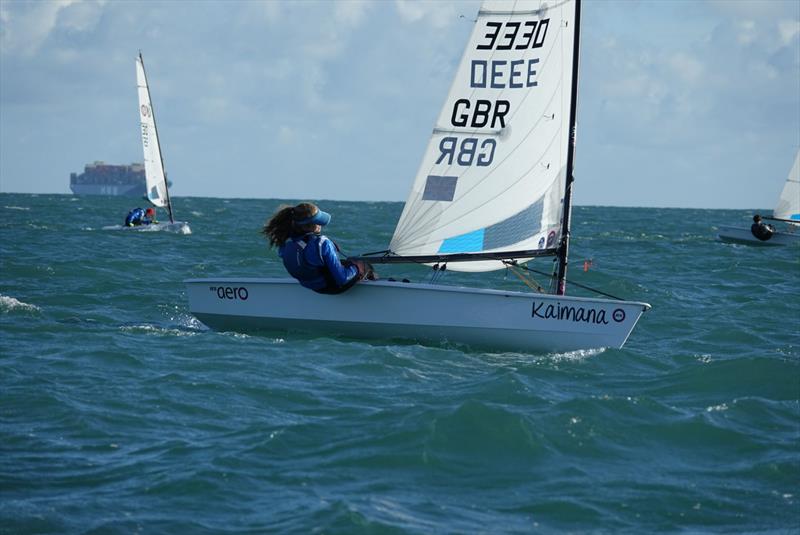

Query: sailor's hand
[365,262,377,281]
[349,260,367,279]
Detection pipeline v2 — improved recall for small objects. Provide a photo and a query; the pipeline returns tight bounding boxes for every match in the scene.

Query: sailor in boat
[262,203,373,294]
[751,214,775,241]
[124,207,157,227]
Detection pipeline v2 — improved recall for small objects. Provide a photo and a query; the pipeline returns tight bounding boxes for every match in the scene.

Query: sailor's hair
[261,202,317,248]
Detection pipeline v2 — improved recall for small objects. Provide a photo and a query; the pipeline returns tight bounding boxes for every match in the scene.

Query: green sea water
[1,193,798,534]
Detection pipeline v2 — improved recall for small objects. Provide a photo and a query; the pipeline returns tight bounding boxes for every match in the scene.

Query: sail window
[436,198,545,254]
[422,175,458,202]
[484,198,544,249]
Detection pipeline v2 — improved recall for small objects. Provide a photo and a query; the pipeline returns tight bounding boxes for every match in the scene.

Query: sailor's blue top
[278,233,359,291]
[125,207,153,226]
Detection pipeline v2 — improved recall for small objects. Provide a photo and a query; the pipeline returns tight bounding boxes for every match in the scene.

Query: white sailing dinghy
[185,0,650,353]
[718,149,800,246]
[128,52,191,234]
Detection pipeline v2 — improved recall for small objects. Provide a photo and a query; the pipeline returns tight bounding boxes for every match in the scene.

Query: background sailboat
[185,0,649,352]
[718,149,800,246]
[129,52,191,234]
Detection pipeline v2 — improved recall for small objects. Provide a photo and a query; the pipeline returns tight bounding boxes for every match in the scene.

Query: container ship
[70,161,147,196]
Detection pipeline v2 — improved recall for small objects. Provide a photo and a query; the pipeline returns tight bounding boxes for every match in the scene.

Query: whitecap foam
[0,295,41,313]
[4,206,30,211]
[549,347,606,362]
[120,324,200,337]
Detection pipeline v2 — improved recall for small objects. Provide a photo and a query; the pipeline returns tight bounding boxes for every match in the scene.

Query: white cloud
[0,0,105,57]
[778,19,800,46]
[667,52,705,84]
[394,0,426,23]
[257,0,282,24]
[395,0,462,28]
[59,0,106,32]
[1,0,70,56]
[709,0,792,19]
[334,0,370,26]
[735,20,757,45]
[278,125,298,145]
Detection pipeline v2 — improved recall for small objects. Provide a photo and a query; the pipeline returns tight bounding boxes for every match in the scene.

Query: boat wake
[549,347,607,361]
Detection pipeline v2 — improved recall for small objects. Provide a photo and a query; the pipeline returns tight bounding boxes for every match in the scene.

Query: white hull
[185,278,650,353]
[717,226,800,246]
[104,221,192,234]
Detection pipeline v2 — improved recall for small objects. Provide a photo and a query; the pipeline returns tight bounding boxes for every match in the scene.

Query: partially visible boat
[718,150,800,246]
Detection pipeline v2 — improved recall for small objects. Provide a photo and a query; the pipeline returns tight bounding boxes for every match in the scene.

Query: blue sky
[1,0,798,208]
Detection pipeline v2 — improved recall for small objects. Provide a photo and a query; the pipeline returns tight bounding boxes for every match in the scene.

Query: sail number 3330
[436,18,551,168]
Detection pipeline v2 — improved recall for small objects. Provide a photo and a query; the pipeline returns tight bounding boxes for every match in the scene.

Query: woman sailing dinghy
[121,52,191,234]
[718,149,800,246]
[185,0,650,352]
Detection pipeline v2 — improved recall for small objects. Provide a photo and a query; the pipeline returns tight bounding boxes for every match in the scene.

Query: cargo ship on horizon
[70,161,146,196]
[69,161,171,196]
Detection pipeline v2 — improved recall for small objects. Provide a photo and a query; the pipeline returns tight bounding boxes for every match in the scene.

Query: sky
[0,0,798,209]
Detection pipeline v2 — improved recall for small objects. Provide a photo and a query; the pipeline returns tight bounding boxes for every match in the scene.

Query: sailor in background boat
[124,207,157,227]
[262,203,373,294]
[751,214,775,241]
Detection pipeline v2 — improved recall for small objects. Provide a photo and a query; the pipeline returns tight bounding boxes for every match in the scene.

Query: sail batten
[389,0,577,273]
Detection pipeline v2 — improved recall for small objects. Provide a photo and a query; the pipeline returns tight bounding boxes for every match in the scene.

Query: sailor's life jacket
[751,222,774,241]
[278,233,361,294]
[125,207,152,227]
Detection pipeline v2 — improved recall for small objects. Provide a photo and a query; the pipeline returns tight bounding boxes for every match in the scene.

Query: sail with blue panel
[389,0,577,272]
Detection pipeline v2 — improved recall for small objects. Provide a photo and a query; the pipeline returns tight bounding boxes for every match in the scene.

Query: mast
[555,0,581,295]
[139,51,175,224]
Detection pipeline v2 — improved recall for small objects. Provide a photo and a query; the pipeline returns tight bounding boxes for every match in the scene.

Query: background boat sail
[133,52,191,234]
[771,149,800,224]
[185,0,650,352]
[718,149,800,246]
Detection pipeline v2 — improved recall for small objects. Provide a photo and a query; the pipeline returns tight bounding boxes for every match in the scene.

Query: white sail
[389,0,577,272]
[773,149,800,222]
[136,54,168,208]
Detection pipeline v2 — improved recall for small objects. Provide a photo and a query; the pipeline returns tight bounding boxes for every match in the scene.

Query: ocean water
[1,193,798,534]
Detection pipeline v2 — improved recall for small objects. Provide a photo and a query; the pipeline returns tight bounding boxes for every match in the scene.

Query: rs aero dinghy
[718,149,800,246]
[123,53,190,234]
[185,0,650,353]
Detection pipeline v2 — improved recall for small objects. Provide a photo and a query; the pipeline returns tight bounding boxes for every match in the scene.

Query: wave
[119,323,202,337]
[0,295,40,314]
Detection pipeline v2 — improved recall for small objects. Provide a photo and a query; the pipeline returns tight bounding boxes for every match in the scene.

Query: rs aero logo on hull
[211,286,249,300]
